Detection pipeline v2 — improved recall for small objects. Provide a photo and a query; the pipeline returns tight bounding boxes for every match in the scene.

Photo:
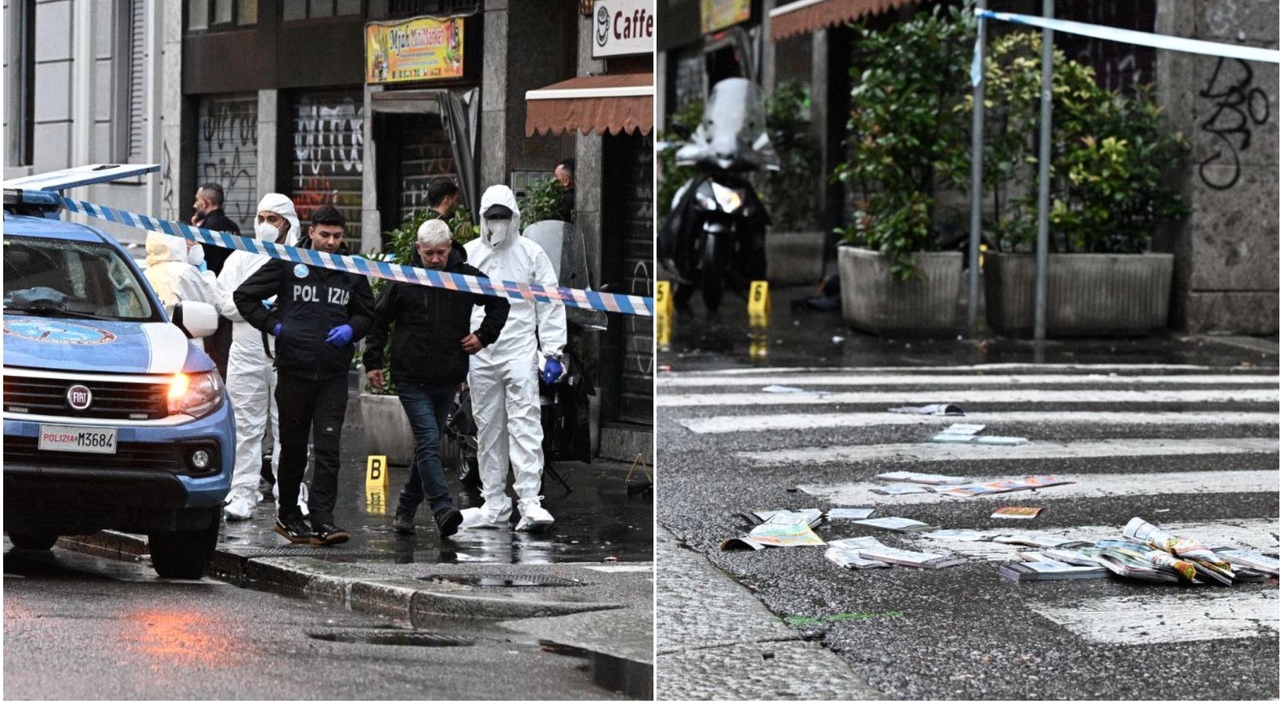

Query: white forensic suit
[461,185,567,531]
[143,232,222,351]
[216,193,303,520]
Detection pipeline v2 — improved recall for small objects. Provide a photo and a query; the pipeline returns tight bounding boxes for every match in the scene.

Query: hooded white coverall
[463,185,567,527]
[143,233,222,352]
[216,193,301,519]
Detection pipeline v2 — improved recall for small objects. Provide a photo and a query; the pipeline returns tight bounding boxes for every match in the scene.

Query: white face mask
[187,244,205,268]
[485,220,511,246]
[256,221,282,242]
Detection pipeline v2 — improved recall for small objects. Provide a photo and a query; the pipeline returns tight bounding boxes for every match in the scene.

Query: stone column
[257,89,278,202]
[1156,0,1279,334]
[480,1,509,190]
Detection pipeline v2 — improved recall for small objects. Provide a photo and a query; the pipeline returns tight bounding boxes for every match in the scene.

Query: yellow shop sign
[366,16,465,84]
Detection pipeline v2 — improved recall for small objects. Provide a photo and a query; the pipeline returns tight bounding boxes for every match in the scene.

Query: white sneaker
[515,499,554,532]
[458,500,513,529]
[223,496,254,522]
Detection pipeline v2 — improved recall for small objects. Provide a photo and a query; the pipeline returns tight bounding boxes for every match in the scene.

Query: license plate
[37,425,118,454]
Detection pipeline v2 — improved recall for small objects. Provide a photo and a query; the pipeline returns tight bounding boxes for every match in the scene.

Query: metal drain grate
[421,573,585,587]
[234,548,388,558]
[306,628,477,647]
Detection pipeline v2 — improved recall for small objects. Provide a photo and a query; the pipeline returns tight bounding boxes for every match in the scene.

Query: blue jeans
[396,381,457,517]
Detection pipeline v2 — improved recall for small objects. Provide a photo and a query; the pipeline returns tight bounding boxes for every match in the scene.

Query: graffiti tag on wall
[197,97,258,228]
[294,99,364,178]
[1198,57,1271,191]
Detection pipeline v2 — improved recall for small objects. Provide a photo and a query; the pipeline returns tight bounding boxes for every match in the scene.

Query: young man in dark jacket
[233,205,375,546]
[363,218,509,539]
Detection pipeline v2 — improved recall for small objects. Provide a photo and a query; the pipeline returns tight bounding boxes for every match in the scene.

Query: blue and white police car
[3,165,235,579]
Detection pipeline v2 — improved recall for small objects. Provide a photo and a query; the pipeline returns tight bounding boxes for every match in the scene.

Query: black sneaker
[274,514,315,544]
[434,507,463,539]
[392,506,417,535]
[311,522,350,546]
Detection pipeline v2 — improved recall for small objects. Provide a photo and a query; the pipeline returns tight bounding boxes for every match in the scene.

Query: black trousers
[274,373,349,526]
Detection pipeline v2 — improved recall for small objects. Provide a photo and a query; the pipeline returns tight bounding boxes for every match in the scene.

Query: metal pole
[967,2,988,338]
[1033,0,1055,342]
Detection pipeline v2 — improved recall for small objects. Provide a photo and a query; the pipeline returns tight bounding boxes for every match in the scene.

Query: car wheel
[7,532,59,550]
[148,507,220,579]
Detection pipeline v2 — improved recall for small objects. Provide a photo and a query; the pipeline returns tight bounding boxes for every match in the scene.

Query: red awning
[770,0,923,42]
[525,73,654,137]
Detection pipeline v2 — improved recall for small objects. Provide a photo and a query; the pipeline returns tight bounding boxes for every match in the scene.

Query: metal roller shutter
[195,93,258,231]
[289,90,366,244]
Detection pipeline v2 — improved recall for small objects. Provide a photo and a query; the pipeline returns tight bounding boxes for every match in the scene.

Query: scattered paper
[999,560,1108,581]
[941,475,1073,497]
[992,533,1093,549]
[876,470,969,486]
[721,519,826,550]
[853,517,939,533]
[826,548,891,570]
[930,434,1029,445]
[870,484,933,495]
[761,385,827,395]
[827,507,876,520]
[991,506,1043,520]
[751,509,823,528]
[887,403,964,416]
[1216,549,1280,576]
[924,529,993,542]
[830,537,967,569]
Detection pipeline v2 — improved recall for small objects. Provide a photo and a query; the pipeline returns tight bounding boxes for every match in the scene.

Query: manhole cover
[306,628,476,647]
[421,573,584,587]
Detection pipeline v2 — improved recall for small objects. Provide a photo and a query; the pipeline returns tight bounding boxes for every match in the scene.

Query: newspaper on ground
[721,518,826,550]
[829,536,967,569]
[937,423,986,436]
[854,517,939,533]
[1098,546,1198,583]
[826,547,892,570]
[923,529,993,542]
[887,403,965,416]
[993,533,1093,549]
[762,385,827,395]
[1216,549,1280,576]
[827,507,876,520]
[1037,547,1108,567]
[991,506,1043,519]
[1122,517,1225,564]
[747,509,824,528]
[870,483,934,496]
[1000,559,1108,582]
[941,475,1074,497]
[876,470,970,485]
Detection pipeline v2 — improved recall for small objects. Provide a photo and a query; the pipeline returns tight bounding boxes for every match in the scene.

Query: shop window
[387,0,479,18]
[284,0,365,20]
[186,0,257,31]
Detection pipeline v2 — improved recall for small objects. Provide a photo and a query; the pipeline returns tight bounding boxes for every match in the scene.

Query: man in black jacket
[192,182,244,379]
[234,205,375,546]
[364,218,509,539]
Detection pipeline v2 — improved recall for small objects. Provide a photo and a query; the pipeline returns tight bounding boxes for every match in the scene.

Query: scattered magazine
[749,509,824,528]
[761,385,827,395]
[993,533,1093,549]
[1123,517,1225,564]
[876,470,970,485]
[924,529,993,542]
[887,403,965,416]
[722,516,826,550]
[827,507,876,520]
[870,484,934,495]
[1000,559,1108,582]
[854,517,939,533]
[825,547,891,570]
[937,423,986,436]
[1038,548,1108,567]
[941,476,1074,497]
[829,537,967,569]
[1216,549,1279,576]
[1097,546,1196,583]
[992,506,1042,519]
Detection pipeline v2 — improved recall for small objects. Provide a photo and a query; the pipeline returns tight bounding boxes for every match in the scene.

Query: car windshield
[3,235,156,321]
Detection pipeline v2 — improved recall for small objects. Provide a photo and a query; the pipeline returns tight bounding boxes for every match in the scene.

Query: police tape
[59,195,655,318]
[976,9,1280,65]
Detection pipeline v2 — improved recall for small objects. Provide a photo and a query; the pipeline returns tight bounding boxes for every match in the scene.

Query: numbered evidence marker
[365,455,389,514]
[655,280,672,347]
[748,280,770,327]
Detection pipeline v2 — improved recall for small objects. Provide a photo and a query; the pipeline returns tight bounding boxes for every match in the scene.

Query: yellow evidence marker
[748,280,770,327]
[366,455,389,490]
[655,280,673,347]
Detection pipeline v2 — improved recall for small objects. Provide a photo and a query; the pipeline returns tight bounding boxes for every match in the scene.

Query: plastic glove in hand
[325,324,354,346]
[540,357,565,385]
[271,323,282,337]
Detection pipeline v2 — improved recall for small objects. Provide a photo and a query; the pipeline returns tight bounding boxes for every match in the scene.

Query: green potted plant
[519,176,568,226]
[831,6,975,335]
[972,32,1190,336]
[359,206,476,466]
[762,80,825,286]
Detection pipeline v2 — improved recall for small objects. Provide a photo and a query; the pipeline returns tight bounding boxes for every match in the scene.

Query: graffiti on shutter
[196,94,258,231]
[395,114,458,223]
[617,133,655,425]
[291,91,365,243]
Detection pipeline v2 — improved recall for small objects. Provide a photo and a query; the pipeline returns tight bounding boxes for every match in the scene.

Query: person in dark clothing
[192,182,244,380]
[363,218,509,539]
[554,158,575,223]
[233,205,375,546]
[425,179,460,221]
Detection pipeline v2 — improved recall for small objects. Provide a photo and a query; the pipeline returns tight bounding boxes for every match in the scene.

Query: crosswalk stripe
[903,518,1279,561]
[659,374,1279,388]
[667,363,1233,375]
[1031,590,1279,645]
[659,389,1279,407]
[744,438,1278,466]
[800,469,1278,506]
[679,411,1278,434]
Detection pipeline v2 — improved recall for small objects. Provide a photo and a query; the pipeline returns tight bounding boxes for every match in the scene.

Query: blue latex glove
[271,323,282,337]
[325,324,354,346]
[540,357,564,385]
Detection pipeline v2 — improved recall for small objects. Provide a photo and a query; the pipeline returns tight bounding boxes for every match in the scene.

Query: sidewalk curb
[60,530,628,621]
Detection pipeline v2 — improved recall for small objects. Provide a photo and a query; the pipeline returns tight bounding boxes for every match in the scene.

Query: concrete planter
[359,392,415,467]
[837,246,963,336]
[985,252,1174,337]
[766,231,826,286]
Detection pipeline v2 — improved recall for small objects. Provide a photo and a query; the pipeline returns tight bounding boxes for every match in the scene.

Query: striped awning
[525,73,654,137]
[770,0,924,41]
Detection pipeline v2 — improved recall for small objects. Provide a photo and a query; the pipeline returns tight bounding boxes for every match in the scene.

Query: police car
[3,165,235,579]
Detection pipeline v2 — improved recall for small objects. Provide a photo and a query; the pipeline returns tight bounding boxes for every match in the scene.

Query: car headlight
[167,371,224,419]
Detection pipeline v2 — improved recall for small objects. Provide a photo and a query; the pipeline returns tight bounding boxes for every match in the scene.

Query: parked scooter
[659,77,778,312]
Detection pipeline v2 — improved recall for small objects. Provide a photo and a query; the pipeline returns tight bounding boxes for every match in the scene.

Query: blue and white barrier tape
[59,196,655,318]
[976,9,1280,65]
